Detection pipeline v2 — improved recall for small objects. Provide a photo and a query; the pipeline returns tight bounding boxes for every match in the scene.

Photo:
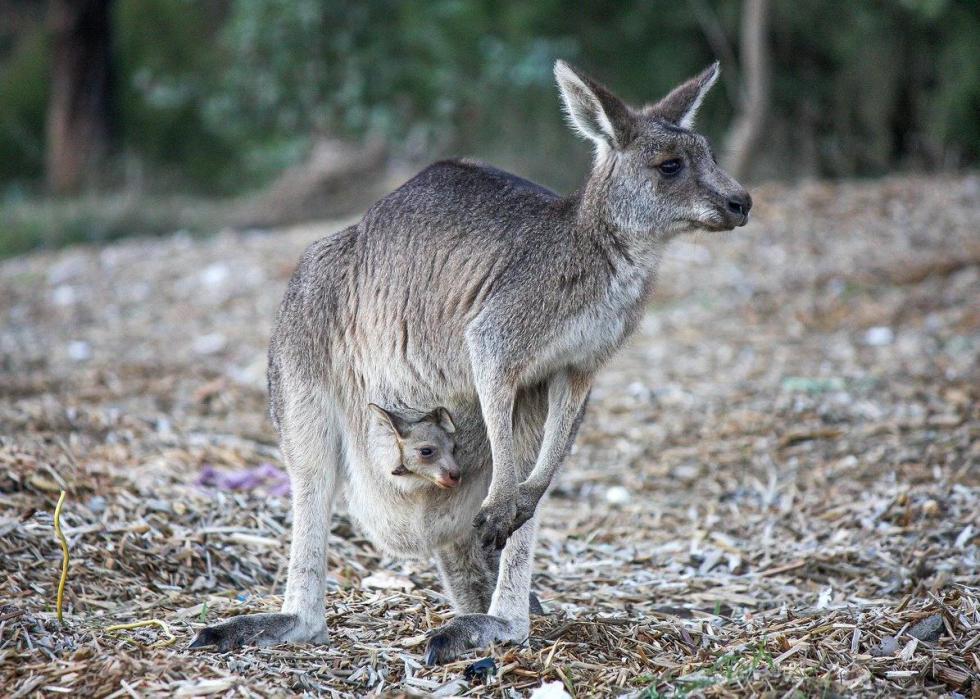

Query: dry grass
[1,173,978,697]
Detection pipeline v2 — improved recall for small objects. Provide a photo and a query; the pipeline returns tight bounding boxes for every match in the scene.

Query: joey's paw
[424,614,519,665]
[188,613,326,652]
[473,498,518,550]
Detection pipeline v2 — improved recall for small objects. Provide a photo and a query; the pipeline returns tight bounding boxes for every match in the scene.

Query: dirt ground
[1,173,978,698]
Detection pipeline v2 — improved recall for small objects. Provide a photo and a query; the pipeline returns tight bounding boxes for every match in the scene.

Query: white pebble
[201,263,230,289]
[605,485,631,505]
[67,340,91,362]
[864,326,894,346]
[51,285,76,306]
[530,681,573,699]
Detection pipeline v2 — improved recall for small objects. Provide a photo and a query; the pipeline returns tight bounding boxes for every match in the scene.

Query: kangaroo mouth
[690,209,746,232]
[429,473,461,489]
[683,218,731,233]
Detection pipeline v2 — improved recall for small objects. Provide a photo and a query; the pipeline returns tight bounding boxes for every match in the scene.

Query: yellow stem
[105,619,177,648]
[53,490,69,624]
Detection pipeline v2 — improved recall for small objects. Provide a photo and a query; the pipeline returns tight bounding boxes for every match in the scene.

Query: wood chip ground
[1,174,978,697]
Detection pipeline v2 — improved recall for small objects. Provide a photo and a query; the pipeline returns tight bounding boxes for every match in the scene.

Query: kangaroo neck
[565,161,664,272]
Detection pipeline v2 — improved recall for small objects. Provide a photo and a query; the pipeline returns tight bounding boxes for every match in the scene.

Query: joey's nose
[726,193,752,221]
[438,469,461,488]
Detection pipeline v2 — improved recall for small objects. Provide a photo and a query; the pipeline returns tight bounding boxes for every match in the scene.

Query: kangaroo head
[368,404,461,489]
[555,60,751,239]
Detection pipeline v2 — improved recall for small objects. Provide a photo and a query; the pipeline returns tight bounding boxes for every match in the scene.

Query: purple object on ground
[197,462,291,495]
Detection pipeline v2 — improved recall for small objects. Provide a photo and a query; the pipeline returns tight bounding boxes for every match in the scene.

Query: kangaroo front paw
[188,613,327,651]
[473,486,539,550]
[473,498,519,550]
[424,614,524,665]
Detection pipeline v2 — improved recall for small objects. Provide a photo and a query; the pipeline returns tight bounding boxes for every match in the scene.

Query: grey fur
[190,60,750,662]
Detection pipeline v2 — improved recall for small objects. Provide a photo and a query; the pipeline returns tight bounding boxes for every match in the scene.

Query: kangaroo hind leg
[191,390,342,650]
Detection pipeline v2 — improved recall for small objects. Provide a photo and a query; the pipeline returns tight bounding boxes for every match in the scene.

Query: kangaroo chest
[545,264,651,372]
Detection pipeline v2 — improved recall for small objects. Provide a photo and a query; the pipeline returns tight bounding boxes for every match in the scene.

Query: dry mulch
[1,173,978,697]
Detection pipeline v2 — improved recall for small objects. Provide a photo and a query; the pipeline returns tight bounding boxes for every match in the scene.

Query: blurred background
[1,0,978,257]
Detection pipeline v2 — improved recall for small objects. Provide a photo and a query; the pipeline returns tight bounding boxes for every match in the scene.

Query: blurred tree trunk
[724,0,769,180]
[46,0,115,195]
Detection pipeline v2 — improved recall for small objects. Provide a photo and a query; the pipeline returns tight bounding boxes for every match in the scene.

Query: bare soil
[1,174,978,697]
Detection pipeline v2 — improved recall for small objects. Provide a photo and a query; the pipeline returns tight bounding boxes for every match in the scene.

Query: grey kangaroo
[190,60,750,663]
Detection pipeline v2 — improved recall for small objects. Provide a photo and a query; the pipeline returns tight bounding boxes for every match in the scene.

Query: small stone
[200,263,230,289]
[908,614,944,642]
[870,635,900,657]
[87,496,107,513]
[864,326,894,346]
[51,285,76,306]
[605,485,631,505]
[68,340,91,362]
[529,681,573,699]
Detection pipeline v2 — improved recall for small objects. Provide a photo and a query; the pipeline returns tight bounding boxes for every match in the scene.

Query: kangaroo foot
[424,613,527,665]
[189,613,328,652]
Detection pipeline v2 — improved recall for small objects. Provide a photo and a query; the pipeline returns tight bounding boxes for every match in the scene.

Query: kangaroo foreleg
[513,369,591,527]
[469,360,520,550]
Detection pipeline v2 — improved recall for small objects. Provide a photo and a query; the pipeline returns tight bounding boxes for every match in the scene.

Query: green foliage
[207,0,577,183]
[642,640,776,698]
[0,27,49,188]
[768,0,980,176]
[0,0,976,198]
[114,0,240,193]
[0,194,224,258]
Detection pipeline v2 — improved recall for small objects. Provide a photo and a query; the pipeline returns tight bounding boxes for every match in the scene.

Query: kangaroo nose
[438,468,461,488]
[726,193,752,218]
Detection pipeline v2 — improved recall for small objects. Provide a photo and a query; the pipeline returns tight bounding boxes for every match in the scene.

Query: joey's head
[555,60,751,239]
[368,404,461,490]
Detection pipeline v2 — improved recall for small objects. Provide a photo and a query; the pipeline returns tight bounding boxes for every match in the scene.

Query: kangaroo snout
[725,191,752,226]
[435,467,461,488]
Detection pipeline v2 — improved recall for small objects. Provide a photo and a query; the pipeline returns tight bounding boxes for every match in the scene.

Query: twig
[105,619,177,648]
[54,490,69,624]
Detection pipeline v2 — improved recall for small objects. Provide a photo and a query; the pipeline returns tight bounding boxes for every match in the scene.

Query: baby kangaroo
[369,404,461,489]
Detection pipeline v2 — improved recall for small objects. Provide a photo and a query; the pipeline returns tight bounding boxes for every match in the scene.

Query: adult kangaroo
[190,60,751,664]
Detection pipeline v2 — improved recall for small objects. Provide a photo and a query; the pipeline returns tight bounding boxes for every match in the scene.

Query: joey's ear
[432,407,456,434]
[645,62,720,130]
[391,464,410,476]
[369,403,407,439]
[554,60,637,152]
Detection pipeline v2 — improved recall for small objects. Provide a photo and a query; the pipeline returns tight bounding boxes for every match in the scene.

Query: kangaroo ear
[391,464,410,476]
[432,407,456,434]
[369,403,407,439]
[645,62,720,130]
[555,60,636,153]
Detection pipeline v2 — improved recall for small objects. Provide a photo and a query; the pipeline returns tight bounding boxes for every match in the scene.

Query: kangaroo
[190,60,750,663]
[369,404,461,489]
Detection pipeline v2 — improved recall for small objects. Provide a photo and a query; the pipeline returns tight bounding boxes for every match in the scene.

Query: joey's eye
[419,447,435,458]
[656,158,683,176]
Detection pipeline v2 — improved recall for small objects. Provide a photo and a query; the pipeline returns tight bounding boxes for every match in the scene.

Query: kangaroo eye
[656,159,683,176]
[419,447,435,458]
